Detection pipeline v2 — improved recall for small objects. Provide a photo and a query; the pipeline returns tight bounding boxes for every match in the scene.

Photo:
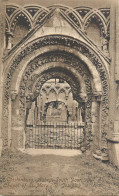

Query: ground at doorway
[0,150,119,196]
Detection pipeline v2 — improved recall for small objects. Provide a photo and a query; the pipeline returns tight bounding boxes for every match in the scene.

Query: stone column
[10,90,18,149]
[34,98,39,125]
[91,93,102,151]
[6,31,13,50]
[114,0,119,126]
[0,2,5,156]
[102,36,109,57]
[107,0,119,167]
[91,97,99,149]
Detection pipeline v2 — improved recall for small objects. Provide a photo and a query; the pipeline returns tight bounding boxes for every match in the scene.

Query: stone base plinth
[107,133,119,167]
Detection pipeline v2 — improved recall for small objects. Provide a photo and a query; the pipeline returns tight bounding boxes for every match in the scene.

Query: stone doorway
[3,35,109,154]
[25,79,85,149]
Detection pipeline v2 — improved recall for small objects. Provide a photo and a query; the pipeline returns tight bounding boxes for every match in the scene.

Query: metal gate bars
[25,122,85,149]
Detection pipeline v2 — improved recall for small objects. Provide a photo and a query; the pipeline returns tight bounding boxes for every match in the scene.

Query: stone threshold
[18,148,82,156]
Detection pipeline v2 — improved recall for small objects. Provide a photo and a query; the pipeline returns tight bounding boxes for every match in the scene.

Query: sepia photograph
[0,0,119,195]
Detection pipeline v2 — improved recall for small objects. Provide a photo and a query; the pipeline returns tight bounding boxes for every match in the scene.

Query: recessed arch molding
[3,35,109,149]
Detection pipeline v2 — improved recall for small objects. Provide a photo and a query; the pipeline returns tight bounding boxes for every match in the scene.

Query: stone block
[107,133,119,167]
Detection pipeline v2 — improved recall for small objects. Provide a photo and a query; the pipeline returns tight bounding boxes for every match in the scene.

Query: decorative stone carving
[18,52,93,148]
[102,36,109,56]
[25,93,33,109]
[79,92,88,102]
[6,5,110,42]
[94,91,102,102]
[6,31,13,50]
[10,90,18,101]
[3,35,109,150]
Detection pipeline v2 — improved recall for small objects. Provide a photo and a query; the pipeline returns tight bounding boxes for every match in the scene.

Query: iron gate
[25,123,85,149]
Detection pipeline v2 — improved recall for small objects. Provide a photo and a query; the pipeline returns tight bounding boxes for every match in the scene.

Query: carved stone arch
[33,8,49,27]
[84,9,107,36]
[84,9,107,24]
[6,5,21,18]
[17,57,92,138]
[74,7,92,19]
[3,35,109,150]
[47,85,59,97]
[24,5,49,19]
[58,87,67,97]
[64,7,83,29]
[9,9,32,32]
[48,88,57,97]
[47,86,58,96]
[19,61,92,148]
[25,62,87,98]
[23,63,88,105]
[21,65,92,150]
[9,45,103,97]
[3,35,109,106]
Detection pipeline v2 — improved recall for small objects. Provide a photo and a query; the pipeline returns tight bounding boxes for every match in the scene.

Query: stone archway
[2,35,109,153]
[25,77,86,149]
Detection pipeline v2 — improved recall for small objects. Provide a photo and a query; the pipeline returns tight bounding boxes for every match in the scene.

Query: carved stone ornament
[26,93,33,102]
[79,92,88,102]
[94,91,102,102]
[6,5,110,39]
[10,90,18,101]
[3,35,109,149]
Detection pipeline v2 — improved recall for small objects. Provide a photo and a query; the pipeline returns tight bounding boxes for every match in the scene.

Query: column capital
[26,93,33,102]
[5,30,13,37]
[93,91,102,102]
[10,90,18,101]
[79,92,88,102]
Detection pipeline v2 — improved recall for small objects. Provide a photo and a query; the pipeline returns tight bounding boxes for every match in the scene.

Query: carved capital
[79,92,88,102]
[6,31,13,50]
[94,91,102,102]
[6,30,13,37]
[26,93,33,109]
[26,93,33,102]
[10,90,18,101]
[26,102,32,109]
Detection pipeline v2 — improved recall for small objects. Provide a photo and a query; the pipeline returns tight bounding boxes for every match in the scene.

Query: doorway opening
[25,78,85,149]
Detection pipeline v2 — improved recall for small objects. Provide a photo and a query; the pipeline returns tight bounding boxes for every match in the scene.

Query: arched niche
[12,16,30,47]
[86,22,102,50]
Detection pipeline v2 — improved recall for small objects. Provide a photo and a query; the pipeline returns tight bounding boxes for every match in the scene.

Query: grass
[0,149,119,195]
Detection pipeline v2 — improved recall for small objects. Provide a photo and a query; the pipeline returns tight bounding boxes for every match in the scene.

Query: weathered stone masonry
[0,0,119,167]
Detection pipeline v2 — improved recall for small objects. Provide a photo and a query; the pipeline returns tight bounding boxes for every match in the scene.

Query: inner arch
[10,43,102,95]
